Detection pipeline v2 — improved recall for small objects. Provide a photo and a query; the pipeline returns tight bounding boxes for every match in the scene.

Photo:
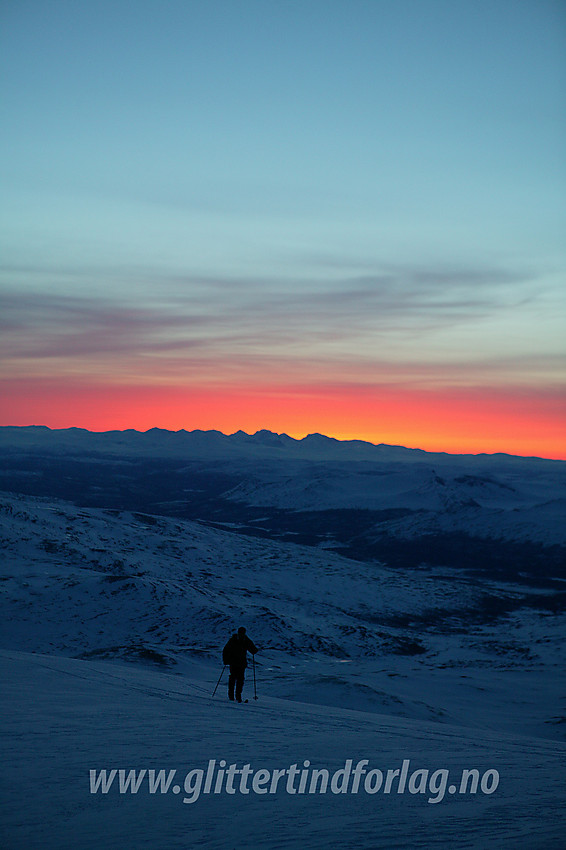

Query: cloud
[155,263,537,346]
[0,291,204,359]
[0,259,561,391]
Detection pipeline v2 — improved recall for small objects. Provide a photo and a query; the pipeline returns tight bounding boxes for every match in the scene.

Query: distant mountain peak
[237,429,289,448]
[302,432,336,442]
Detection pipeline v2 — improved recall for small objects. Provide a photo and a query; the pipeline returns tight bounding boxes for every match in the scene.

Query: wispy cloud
[1,259,561,391]
[0,292,202,359]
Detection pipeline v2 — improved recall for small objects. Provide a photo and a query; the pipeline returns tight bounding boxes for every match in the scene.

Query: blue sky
[1,0,565,455]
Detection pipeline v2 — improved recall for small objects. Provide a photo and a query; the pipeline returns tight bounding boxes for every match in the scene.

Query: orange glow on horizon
[1,379,564,460]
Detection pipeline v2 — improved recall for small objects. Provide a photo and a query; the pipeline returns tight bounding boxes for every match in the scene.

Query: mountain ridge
[0,424,561,465]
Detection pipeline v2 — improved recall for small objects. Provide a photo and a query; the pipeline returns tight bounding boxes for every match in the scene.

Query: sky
[1,0,565,458]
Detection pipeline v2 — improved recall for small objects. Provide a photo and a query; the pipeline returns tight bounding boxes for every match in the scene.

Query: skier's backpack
[222,635,235,666]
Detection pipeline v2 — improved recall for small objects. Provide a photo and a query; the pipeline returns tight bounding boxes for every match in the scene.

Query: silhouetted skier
[222,626,258,702]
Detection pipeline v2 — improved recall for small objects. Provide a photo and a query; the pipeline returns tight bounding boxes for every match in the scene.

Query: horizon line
[1,423,563,463]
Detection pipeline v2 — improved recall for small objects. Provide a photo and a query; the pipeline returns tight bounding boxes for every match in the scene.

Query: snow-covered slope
[2,648,565,850]
[1,491,564,740]
[220,458,566,548]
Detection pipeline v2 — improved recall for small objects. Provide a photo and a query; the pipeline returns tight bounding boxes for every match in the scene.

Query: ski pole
[212,665,226,697]
[252,653,258,701]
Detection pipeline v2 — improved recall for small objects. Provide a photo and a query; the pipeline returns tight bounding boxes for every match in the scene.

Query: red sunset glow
[2,380,564,460]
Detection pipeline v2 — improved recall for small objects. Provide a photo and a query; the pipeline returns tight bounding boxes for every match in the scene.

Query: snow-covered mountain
[1,425,564,575]
[1,426,565,848]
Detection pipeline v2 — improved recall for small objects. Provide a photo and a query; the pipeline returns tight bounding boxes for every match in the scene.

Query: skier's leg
[235,670,245,702]
[228,668,236,701]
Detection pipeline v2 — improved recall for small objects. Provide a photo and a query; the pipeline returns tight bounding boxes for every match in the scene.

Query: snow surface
[2,648,565,850]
